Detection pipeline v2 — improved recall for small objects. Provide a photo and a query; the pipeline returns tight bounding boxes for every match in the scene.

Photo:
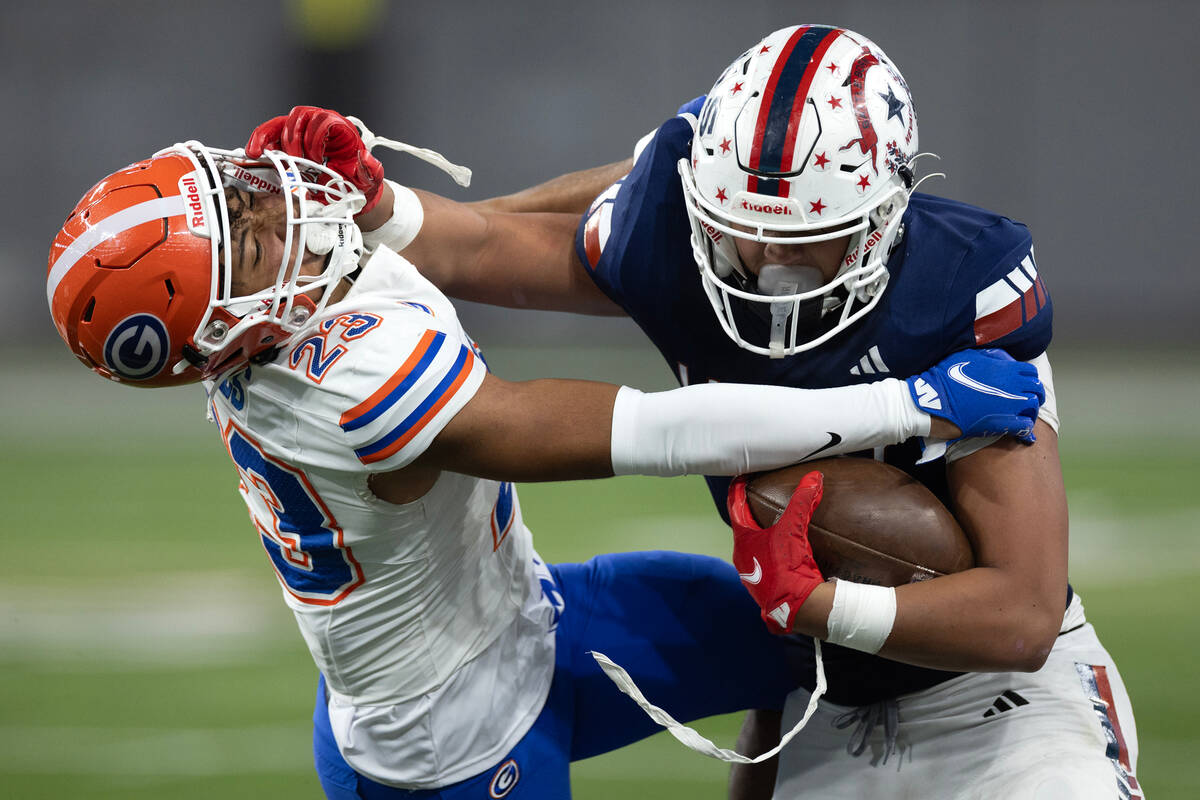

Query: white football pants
[772,596,1142,799]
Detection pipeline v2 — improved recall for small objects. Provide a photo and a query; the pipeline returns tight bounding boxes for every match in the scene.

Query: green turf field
[1,347,1196,798]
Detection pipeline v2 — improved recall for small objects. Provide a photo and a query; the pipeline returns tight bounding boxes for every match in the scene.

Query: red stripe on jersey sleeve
[583,209,603,269]
[974,299,1023,344]
[975,283,1044,345]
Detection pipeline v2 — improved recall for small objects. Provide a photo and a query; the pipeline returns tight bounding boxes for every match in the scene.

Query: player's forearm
[444,210,623,314]
[365,185,623,315]
[885,569,1063,671]
[790,571,1063,673]
[610,379,930,477]
[788,426,1068,673]
[469,158,634,215]
[430,376,930,484]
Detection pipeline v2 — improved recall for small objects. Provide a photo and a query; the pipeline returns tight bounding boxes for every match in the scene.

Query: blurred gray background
[7,0,1199,353]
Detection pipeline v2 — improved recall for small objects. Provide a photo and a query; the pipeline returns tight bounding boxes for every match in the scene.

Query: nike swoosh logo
[738,557,763,585]
[947,362,1027,401]
[798,432,843,462]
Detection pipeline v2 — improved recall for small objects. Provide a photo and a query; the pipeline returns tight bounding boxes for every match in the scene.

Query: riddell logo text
[701,220,724,243]
[229,166,281,194]
[843,229,883,267]
[181,177,206,228]
[740,200,793,216]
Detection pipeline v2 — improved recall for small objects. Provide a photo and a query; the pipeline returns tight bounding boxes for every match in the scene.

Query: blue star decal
[879,85,906,122]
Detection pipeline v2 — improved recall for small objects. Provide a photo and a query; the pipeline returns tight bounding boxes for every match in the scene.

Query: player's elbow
[1001,607,1061,672]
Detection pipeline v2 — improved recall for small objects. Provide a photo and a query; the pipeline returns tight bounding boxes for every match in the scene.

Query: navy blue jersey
[575,114,1054,704]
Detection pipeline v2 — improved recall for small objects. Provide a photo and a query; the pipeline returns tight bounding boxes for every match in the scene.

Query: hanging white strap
[348,116,473,188]
[590,637,827,764]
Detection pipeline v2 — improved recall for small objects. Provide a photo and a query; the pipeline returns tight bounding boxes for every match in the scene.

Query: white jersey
[207,247,558,789]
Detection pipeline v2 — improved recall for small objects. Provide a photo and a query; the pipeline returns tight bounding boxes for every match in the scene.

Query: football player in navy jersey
[249,24,1140,799]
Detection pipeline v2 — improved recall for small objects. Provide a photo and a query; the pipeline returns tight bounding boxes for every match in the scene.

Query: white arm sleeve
[361,180,425,254]
[610,378,930,477]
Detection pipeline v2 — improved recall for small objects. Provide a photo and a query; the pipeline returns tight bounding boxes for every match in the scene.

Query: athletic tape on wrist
[361,181,424,253]
[825,580,897,654]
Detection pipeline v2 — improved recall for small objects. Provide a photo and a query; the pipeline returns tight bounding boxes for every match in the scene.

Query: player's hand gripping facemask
[48,109,471,388]
[246,106,472,215]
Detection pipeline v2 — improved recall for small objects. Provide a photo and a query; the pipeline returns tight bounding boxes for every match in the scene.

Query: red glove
[246,106,385,216]
[728,471,825,634]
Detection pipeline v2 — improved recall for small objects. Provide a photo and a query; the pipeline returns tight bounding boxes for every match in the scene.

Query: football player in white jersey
[47,128,1043,797]
[234,24,1143,800]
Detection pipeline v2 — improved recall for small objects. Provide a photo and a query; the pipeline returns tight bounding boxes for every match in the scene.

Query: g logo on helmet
[488,758,519,798]
[104,313,170,380]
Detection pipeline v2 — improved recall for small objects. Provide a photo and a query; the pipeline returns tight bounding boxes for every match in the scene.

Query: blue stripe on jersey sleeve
[353,344,472,461]
[340,331,446,433]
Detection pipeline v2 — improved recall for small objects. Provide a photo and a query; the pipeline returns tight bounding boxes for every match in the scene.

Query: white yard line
[0,570,296,667]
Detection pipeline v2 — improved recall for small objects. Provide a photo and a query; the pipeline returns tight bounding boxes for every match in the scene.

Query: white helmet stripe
[46,195,186,309]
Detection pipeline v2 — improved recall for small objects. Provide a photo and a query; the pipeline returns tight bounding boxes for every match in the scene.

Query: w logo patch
[911,377,941,410]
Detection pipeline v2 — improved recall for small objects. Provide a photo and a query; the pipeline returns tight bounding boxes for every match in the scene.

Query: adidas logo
[849,345,890,376]
[982,689,1030,718]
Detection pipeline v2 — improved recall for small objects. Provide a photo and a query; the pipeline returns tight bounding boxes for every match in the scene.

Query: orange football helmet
[47,141,364,387]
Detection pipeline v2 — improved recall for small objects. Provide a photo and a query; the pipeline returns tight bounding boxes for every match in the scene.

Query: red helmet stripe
[748,26,842,197]
[46,195,186,309]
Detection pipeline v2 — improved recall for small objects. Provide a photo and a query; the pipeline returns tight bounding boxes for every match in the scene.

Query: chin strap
[589,638,827,763]
[348,116,473,188]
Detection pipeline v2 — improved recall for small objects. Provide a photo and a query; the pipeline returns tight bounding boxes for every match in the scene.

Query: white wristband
[825,581,897,654]
[361,180,424,253]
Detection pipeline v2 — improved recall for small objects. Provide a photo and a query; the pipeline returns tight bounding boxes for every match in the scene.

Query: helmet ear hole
[82,297,96,323]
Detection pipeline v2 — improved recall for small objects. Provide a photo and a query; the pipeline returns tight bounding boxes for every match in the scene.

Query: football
[744,457,974,586]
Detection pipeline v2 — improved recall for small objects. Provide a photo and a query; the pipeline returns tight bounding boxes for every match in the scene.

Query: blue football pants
[313,550,799,798]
